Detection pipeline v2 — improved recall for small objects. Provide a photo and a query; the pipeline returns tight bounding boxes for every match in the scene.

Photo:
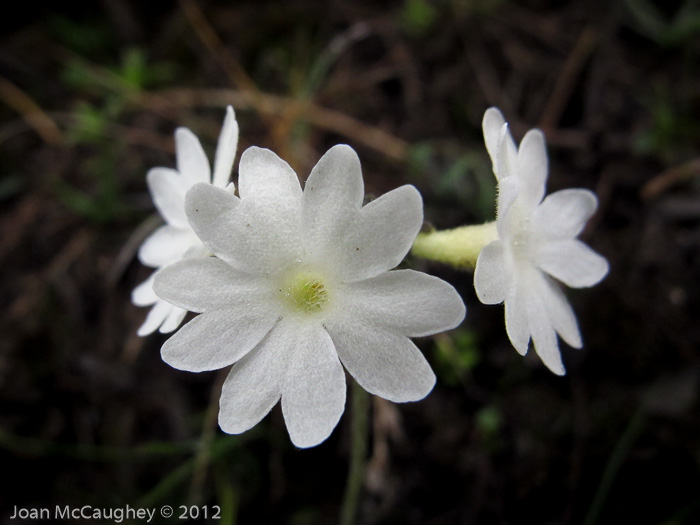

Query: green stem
[411,221,498,269]
[583,408,647,525]
[339,380,370,525]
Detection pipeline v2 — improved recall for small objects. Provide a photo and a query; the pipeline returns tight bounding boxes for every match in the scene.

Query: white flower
[473,108,609,375]
[132,107,239,336]
[153,145,466,447]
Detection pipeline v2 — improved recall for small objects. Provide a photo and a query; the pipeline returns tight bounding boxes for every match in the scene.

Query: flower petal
[332,185,423,282]
[147,167,190,228]
[132,273,157,306]
[184,184,242,263]
[138,224,198,267]
[195,196,302,275]
[537,273,582,349]
[175,127,211,185]
[218,321,292,435]
[161,309,279,372]
[325,320,435,402]
[527,287,566,376]
[199,147,303,273]
[281,322,346,448]
[335,269,465,337]
[159,306,187,334]
[474,240,512,305]
[504,284,530,356]
[302,144,364,258]
[534,239,609,288]
[495,176,521,239]
[137,299,172,336]
[237,146,302,202]
[483,107,506,178]
[212,106,239,189]
[494,123,518,181]
[532,188,598,240]
[153,257,279,315]
[516,129,548,211]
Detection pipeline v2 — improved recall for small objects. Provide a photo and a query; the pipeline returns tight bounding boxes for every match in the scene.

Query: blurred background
[1,0,700,523]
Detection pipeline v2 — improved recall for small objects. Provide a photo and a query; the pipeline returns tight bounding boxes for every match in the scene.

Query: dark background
[1,0,699,523]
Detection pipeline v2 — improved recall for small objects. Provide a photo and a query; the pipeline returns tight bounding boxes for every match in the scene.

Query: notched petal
[237,146,302,202]
[281,324,346,448]
[336,184,423,281]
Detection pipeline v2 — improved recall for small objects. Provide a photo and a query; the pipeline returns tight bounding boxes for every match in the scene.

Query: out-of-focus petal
[175,127,211,185]
[146,167,190,228]
[212,106,239,189]
[159,306,187,334]
[138,225,198,267]
[137,300,172,336]
[132,273,157,306]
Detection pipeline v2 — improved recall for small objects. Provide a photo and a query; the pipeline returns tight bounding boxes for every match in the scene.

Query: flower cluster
[132,110,465,447]
[131,105,608,446]
[474,108,608,375]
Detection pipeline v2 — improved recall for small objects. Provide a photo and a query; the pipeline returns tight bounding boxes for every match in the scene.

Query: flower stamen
[281,269,330,314]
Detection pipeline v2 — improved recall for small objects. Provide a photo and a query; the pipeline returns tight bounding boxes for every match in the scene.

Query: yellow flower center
[280,268,331,314]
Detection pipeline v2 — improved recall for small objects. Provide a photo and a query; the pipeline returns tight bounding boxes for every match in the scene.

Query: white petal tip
[483,107,505,128]
[289,431,333,449]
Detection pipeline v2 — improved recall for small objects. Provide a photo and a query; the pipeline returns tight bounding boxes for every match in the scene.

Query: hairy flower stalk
[412,222,498,268]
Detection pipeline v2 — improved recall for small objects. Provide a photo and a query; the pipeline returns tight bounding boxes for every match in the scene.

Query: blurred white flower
[132,106,239,336]
[474,108,608,375]
[154,145,466,447]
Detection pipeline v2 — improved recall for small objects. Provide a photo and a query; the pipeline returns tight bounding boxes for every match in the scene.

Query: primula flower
[132,107,239,336]
[474,108,608,375]
[153,144,466,447]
